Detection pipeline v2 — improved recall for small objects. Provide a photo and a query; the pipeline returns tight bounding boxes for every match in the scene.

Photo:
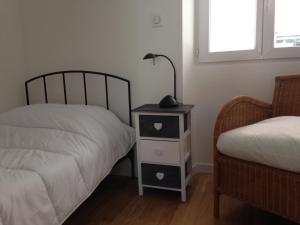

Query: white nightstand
[132,104,194,202]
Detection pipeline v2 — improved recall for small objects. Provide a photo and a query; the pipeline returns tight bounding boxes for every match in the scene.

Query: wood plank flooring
[64,174,298,225]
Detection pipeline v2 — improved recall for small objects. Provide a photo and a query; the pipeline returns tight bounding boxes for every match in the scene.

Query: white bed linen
[0,104,135,225]
[217,116,300,173]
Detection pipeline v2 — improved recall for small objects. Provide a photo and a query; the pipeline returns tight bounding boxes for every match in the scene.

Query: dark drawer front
[139,115,179,138]
[142,163,181,189]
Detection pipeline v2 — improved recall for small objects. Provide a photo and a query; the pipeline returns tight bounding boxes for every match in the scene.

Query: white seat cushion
[217,116,300,173]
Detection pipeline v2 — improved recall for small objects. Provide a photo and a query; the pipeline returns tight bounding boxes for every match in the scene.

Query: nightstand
[132,104,194,202]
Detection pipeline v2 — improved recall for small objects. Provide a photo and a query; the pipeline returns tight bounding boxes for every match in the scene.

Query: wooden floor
[64,174,298,225]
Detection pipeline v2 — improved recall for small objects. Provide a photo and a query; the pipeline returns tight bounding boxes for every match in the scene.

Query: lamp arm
[157,54,177,100]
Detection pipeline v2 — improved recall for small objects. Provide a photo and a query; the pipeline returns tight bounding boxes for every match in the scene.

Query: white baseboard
[193,162,213,174]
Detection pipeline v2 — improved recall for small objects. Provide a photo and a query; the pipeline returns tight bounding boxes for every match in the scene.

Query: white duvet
[217,116,300,173]
[0,104,135,225]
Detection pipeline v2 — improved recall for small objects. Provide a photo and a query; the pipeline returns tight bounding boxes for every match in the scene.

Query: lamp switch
[152,13,163,28]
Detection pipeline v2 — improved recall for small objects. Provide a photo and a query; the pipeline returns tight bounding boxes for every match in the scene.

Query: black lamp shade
[143,53,157,60]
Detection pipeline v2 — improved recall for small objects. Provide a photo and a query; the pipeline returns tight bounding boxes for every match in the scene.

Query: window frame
[263,0,300,59]
[197,0,300,63]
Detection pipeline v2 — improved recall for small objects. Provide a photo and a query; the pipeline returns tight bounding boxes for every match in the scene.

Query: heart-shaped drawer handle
[154,122,163,131]
[156,172,165,181]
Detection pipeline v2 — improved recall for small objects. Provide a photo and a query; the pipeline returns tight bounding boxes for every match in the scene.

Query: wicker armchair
[214,75,300,223]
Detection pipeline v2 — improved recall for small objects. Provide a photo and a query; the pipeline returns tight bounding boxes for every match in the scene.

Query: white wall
[138,0,183,104]
[20,0,140,106]
[0,0,26,112]
[20,0,183,106]
[182,0,300,173]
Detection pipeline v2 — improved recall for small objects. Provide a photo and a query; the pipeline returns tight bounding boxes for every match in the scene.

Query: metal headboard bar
[62,72,67,104]
[25,70,132,126]
[82,72,88,105]
[43,76,48,104]
[105,76,109,110]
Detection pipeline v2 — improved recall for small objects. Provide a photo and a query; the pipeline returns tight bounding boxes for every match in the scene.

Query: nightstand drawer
[140,140,180,164]
[141,163,181,189]
[139,115,179,138]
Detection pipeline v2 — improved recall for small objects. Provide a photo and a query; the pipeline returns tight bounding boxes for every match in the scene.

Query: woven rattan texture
[214,75,300,223]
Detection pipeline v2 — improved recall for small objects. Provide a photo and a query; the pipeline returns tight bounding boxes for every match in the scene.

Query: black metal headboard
[25,70,132,126]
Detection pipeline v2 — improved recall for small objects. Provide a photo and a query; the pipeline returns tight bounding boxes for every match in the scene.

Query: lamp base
[159,95,178,108]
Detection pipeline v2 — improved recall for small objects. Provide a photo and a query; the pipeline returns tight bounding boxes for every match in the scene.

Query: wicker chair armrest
[214,96,272,145]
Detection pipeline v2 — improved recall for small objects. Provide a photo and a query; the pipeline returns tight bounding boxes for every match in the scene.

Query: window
[197,0,300,62]
[274,0,300,48]
[209,0,257,53]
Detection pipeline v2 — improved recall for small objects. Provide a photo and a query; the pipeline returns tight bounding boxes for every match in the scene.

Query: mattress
[217,116,300,173]
[0,104,135,225]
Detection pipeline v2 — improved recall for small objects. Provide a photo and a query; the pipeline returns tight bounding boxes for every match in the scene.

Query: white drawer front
[140,140,180,164]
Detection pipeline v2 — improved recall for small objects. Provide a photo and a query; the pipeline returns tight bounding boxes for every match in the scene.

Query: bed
[0,71,136,225]
[214,74,300,223]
